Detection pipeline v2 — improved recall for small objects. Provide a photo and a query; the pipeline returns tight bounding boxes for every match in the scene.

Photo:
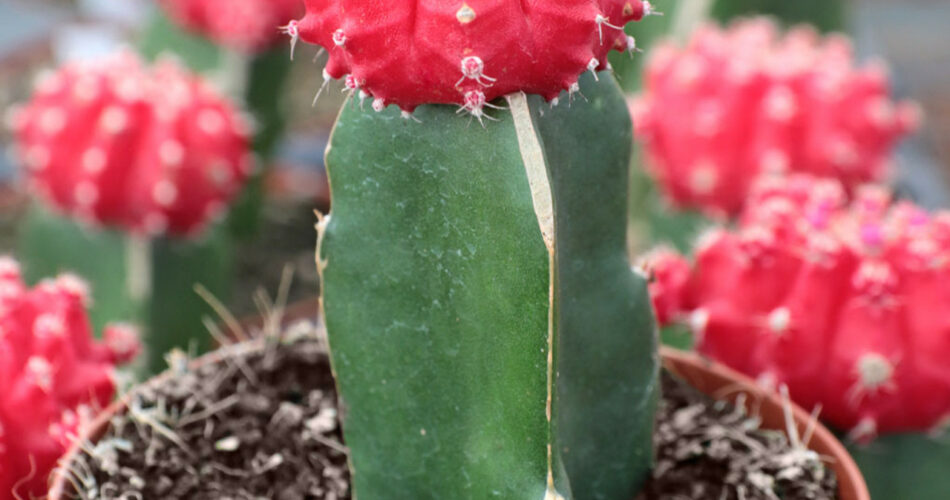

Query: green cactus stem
[317,71,658,500]
[18,204,231,373]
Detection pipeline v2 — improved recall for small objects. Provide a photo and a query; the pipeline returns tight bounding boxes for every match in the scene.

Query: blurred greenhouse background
[1,0,948,314]
[1,1,950,499]
[0,0,341,322]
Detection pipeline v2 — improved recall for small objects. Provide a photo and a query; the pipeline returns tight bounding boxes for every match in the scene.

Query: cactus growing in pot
[10,51,253,373]
[292,1,659,498]
[647,173,950,436]
[643,174,950,500]
[631,17,918,218]
[0,257,139,500]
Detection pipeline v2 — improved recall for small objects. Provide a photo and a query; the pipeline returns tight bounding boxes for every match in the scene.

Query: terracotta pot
[49,326,867,500]
[48,341,267,500]
[662,347,870,500]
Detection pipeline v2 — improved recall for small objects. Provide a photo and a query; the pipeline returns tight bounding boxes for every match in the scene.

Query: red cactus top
[637,247,690,326]
[644,174,950,438]
[632,18,919,217]
[292,0,653,113]
[11,52,253,238]
[0,258,138,499]
[160,0,303,53]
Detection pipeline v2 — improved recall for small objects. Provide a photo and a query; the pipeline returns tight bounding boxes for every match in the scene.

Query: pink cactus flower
[632,18,919,217]
[10,51,253,238]
[644,175,950,440]
[0,258,139,500]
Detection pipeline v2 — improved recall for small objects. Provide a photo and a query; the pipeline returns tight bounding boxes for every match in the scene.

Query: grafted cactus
[646,174,950,439]
[295,2,659,499]
[11,52,250,372]
[0,258,139,500]
[631,17,918,217]
[642,174,950,499]
[144,0,299,238]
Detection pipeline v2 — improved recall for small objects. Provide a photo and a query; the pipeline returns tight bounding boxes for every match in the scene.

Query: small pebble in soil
[66,323,350,500]
[637,373,838,500]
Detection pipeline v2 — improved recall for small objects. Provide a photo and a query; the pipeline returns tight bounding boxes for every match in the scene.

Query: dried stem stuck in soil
[638,373,837,500]
[63,327,350,500]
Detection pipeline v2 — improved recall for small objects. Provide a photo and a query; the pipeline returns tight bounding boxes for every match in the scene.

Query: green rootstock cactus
[320,71,657,500]
[298,2,660,497]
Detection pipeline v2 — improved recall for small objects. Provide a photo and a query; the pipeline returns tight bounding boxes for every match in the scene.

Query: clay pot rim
[661,346,870,500]
[48,339,275,499]
[50,343,868,500]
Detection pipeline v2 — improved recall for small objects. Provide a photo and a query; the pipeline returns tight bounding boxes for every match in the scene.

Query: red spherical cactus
[0,257,139,500]
[160,0,304,53]
[637,246,691,325]
[10,52,253,237]
[292,0,657,113]
[648,174,950,439]
[631,17,919,217]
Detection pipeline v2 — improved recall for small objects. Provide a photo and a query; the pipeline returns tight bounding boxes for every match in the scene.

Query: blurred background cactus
[633,18,917,218]
[1,0,950,499]
[145,0,301,237]
[11,52,251,373]
[0,257,139,500]
[643,174,950,499]
[297,2,659,498]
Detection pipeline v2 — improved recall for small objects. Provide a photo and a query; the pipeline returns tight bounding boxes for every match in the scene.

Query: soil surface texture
[67,331,836,500]
[67,326,350,500]
[638,372,838,500]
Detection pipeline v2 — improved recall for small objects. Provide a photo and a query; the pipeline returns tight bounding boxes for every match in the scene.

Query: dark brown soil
[65,327,835,500]
[638,373,838,500]
[65,326,350,500]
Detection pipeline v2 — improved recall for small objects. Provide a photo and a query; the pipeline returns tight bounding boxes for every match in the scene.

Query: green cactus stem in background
[609,1,677,92]
[19,204,231,373]
[317,71,658,500]
[711,0,846,32]
[849,435,950,500]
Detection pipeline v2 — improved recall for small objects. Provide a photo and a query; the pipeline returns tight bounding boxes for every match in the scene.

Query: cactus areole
[301,2,658,499]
